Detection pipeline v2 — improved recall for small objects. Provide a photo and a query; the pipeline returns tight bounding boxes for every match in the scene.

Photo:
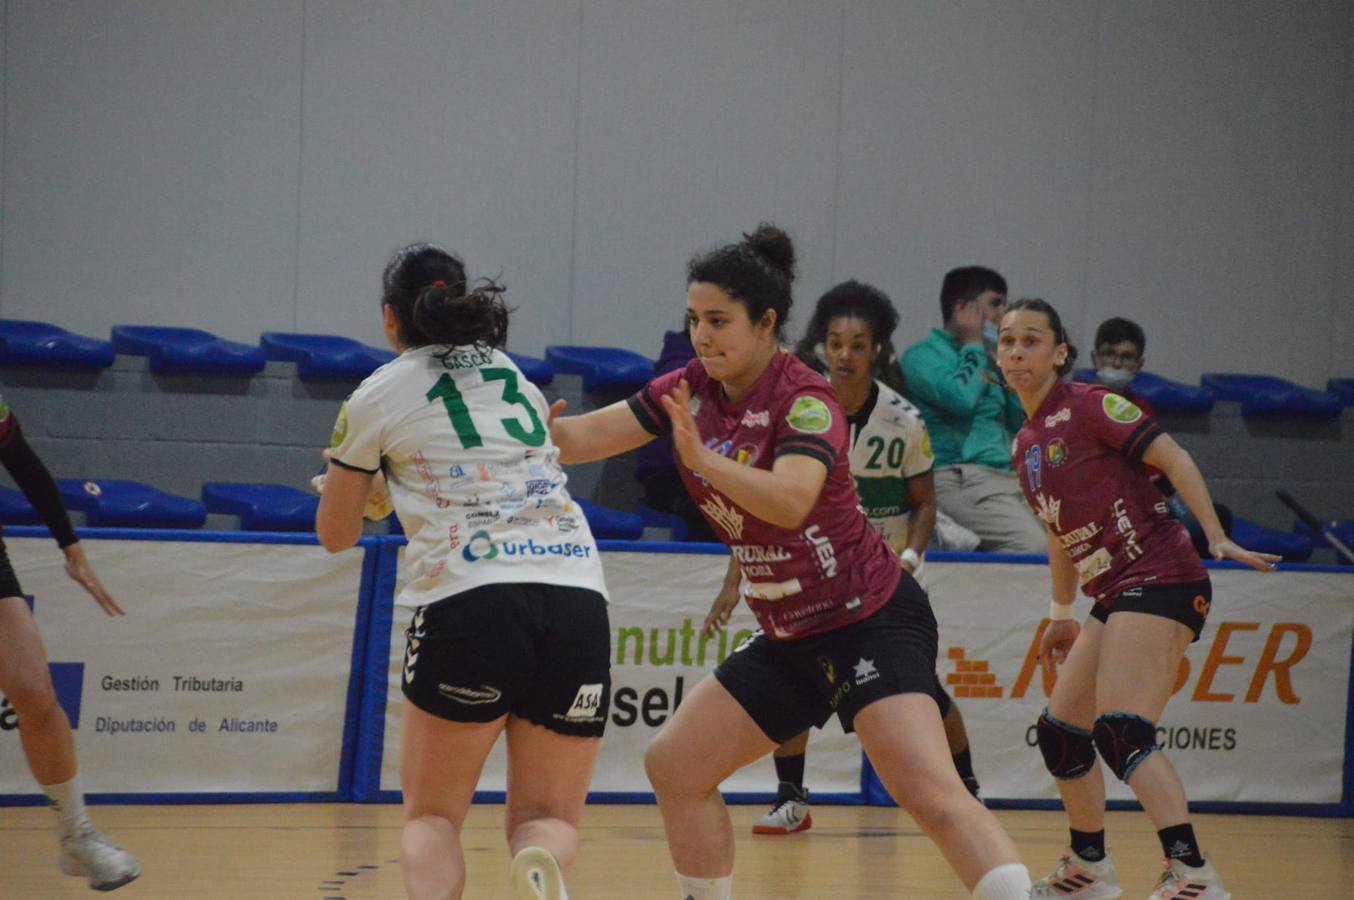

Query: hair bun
[742,223,796,283]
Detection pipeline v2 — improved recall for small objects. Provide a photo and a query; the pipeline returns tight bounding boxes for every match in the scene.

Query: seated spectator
[633,325,716,541]
[1090,316,1232,555]
[900,267,1045,553]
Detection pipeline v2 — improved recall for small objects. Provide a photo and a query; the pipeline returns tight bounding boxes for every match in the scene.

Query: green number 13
[425,367,546,448]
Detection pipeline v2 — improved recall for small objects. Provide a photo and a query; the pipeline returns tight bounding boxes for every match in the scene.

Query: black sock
[951,746,975,781]
[773,753,806,793]
[1070,829,1106,863]
[1157,823,1204,868]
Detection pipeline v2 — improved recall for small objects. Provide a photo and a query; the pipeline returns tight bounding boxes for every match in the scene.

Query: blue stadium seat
[1328,378,1354,406]
[1293,518,1354,564]
[0,319,115,370]
[1200,374,1342,418]
[544,346,654,392]
[636,502,689,542]
[111,326,267,376]
[573,498,645,540]
[259,333,395,381]
[505,351,554,387]
[1072,369,1215,414]
[0,486,43,524]
[201,482,319,532]
[56,479,206,529]
[1229,517,1313,562]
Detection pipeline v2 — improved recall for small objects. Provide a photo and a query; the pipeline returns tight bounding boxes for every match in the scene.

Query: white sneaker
[1029,849,1122,899]
[511,845,568,900]
[751,783,812,835]
[58,821,141,892]
[1147,858,1230,900]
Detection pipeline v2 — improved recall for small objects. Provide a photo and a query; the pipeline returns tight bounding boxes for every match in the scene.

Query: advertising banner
[0,535,368,799]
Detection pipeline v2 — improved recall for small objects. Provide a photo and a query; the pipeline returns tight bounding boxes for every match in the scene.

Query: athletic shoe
[58,821,141,892]
[751,782,812,835]
[1029,849,1122,899]
[1146,858,1231,900]
[511,845,568,900]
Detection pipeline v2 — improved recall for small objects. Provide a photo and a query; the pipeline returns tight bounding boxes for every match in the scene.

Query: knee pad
[1092,712,1160,782]
[1036,708,1096,780]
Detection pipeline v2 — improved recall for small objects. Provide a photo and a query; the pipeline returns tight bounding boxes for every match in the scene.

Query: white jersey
[330,345,607,610]
[846,380,934,554]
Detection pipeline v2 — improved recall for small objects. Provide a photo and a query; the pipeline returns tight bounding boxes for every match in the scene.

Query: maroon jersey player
[550,225,1031,900]
[998,298,1276,900]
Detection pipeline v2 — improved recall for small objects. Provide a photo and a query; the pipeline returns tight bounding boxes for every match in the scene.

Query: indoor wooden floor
[0,803,1349,898]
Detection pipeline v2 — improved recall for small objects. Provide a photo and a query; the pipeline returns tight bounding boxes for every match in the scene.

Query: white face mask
[1097,367,1134,390]
[982,320,999,347]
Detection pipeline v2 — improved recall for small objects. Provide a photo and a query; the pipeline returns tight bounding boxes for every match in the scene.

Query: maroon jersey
[1011,380,1204,604]
[629,351,901,639]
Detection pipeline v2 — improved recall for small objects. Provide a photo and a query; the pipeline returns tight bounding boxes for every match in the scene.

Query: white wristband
[900,548,922,570]
[1048,601,1075,621]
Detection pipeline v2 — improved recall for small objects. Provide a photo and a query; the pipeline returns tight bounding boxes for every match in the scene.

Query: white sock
[41,775,90,835]
[677,872,732,900]
[972,862,1032,900]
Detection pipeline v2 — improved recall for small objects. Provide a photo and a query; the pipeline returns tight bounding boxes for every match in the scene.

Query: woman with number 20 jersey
[315,243,609,900]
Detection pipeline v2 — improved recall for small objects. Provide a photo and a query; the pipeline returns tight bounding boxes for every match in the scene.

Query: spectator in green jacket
[899,266,1044,553]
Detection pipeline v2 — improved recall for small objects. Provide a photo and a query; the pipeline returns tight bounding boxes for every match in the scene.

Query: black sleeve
[0,418,79,548]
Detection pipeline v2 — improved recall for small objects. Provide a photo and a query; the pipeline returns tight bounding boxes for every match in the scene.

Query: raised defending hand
[702,582,740,638]
[546,398,568,429]
[1038,619,1079,681]
[63,542,125,616]
[659,379,706,470]
[1208,538,1281,572]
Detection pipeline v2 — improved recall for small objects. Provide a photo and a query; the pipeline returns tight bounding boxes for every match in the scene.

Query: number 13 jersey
[330,345,607,610]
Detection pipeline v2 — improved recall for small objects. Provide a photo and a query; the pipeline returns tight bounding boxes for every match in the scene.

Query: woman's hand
[1208,538,1280,572]
[1038,619,1080,681]
[659,380,708,470]
[63,542,124,616]
[702,582,741,638]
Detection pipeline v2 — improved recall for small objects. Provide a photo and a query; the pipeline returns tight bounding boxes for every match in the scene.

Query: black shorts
[0,544,23,599]
[1091,578,1212,641]
[713,573,940,743]
[400,582,611,738]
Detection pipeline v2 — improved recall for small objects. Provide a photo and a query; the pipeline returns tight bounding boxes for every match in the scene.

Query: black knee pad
[1036,708,1096,780]
[1092,712,1160,782]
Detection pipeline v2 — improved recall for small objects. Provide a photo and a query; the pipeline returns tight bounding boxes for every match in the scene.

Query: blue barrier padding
[259,332,395,381]
[201,482,319,532]
[544,345,655,392]
[574,498,645,540]
[111,325,267,376]
[0,485,43,523]
[636,502,689,541]
[1200,373,1343,418]
[1230,517,1314,562]
[55,479,206,529]
[1072,369,1215,414]
[505,351,554,387]
[0,319,116,370]
[1329,378,1354,405]
[1294,519,1354,565]
[352,537,401,802]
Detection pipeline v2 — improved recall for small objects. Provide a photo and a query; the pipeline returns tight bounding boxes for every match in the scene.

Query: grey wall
[2,0,1352,384]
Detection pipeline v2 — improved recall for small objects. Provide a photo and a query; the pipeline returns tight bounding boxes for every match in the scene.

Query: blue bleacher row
[1,319,1351,559]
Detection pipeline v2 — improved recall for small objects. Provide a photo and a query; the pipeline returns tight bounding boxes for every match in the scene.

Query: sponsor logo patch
[1044,407,1071,428]
[438,684,503,705]
[1102,393,1143,424]
[564,683,604,720]
[786,396,832,434]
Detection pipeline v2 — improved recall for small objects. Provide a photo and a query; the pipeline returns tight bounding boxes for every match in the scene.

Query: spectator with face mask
[1090,318,1153,416]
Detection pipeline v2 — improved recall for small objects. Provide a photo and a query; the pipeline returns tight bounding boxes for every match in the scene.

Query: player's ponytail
[381,243,512,361]
[1007,297,1078,378]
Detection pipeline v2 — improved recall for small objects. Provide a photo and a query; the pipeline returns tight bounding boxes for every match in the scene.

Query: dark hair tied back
[381,243,512,365]
[1006,297,1079,378]
[687,222,796,338]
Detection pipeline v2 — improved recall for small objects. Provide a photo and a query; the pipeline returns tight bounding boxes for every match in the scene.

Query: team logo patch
[330,402,349,448]
[1102,393,1143,424]
[1034,492,1062,529]
[1193,594,1211,616]
[700,493,745,540]
[786,396,832,434]
[1048,438,1067,466]
[818,656,836,685]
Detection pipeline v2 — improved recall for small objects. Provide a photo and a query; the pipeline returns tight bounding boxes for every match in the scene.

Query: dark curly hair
[380,243,510,367]
[686,223,796,338]
[794,280,907,395]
